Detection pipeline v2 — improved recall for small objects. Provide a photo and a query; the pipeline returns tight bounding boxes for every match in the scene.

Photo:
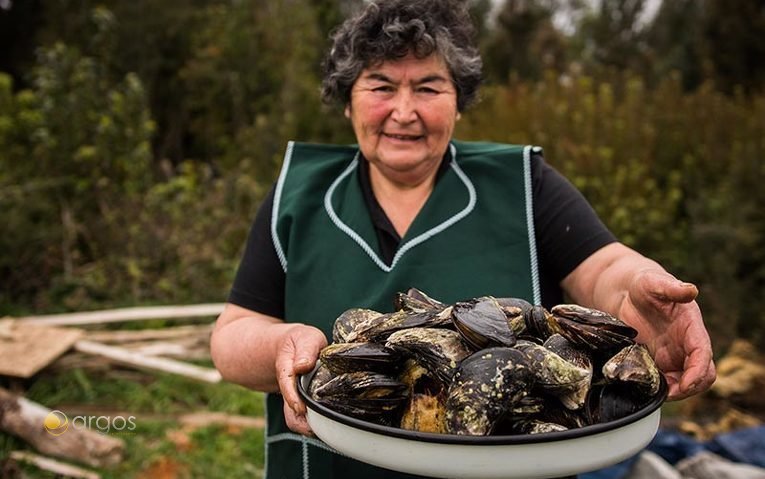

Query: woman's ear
[456,112,461,121]
[344,104,351,119]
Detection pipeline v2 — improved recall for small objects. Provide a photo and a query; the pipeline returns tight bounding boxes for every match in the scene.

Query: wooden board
[14,303,224,327]
[0,321,83,377]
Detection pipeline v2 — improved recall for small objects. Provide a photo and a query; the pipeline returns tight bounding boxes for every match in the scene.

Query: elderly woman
[211,0,716,477]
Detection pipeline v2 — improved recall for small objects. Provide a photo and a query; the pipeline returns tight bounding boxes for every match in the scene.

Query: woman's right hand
[274,324,328,435]
[211,304,327,436]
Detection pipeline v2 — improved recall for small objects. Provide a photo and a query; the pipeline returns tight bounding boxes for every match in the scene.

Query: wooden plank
[74,340,221,383]
[84,324,212,343]
[178,411,265,430]
[14,303,225,327]
[9,451,101,479]
[0,321,84,378]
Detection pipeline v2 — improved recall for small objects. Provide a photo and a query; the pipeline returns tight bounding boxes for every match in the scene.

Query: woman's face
[345,53,460,186]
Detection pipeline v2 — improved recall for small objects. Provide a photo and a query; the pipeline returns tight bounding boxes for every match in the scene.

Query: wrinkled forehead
[357,53,453,82]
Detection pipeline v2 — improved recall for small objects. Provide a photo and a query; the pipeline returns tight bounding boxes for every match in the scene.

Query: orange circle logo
[44,410,69,436]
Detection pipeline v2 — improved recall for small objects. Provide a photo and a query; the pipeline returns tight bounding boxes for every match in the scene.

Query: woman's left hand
[618,269,716,400]
[564,243,717,401]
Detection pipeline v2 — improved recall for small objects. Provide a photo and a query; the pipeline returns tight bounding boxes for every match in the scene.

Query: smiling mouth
[384,133,424,141]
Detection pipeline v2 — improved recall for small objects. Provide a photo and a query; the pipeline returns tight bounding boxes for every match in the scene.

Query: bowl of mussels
[297,288,668,479]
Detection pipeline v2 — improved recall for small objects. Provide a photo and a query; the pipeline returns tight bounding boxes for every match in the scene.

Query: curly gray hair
[321,0,483,112]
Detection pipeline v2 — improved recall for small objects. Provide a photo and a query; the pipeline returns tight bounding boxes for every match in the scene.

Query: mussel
[312,371,408,422]
[346,309,452,343]
[514,340,591,410]
[394,287,448,313]
[550,304,637,352]
[602,344,661,396]
[319,342,402,375]
[445,347,534,435]
[543,334,594,410]
[332,308,384,343]
[451,297,517,350]
[386,327,472,383]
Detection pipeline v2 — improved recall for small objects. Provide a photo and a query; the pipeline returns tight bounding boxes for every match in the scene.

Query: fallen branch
[84,324,212,343]
[15,303,224,327]
[178,411,265,430]
[74,340,221,383]
[0,388,124,468]
[9,451,100,479]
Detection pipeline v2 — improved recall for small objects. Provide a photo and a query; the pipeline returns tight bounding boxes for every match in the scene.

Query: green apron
[265,140,541,479]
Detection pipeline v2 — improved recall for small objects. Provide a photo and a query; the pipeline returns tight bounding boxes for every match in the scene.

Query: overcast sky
[489,0,663,33]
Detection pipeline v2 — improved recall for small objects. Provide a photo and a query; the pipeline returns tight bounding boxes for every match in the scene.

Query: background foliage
[1,0,764,350]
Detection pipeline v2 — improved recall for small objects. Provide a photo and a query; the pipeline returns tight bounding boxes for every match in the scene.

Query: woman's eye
[373,86,394,93]
[418,87,438,94]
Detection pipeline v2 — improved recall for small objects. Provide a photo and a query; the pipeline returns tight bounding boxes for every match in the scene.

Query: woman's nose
[390,89,417,123]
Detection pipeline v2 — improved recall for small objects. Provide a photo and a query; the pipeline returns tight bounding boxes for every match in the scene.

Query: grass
[1,366,266,478]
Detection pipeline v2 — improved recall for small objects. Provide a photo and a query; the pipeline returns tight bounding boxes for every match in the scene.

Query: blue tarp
[580,426,765,479]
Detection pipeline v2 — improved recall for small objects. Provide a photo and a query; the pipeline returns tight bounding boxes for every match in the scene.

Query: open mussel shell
[494,297,533,336]
[514,340,591,410]
[543,334,594,410]
[400,393,448,434]
[311,371,408,423]
[397,359,449,434]
[319,342,402,375]
[394,287,447,313]
[451,297,517,350]
[386,327,472,384]
[550,304,637,352]
[602,344,661,396]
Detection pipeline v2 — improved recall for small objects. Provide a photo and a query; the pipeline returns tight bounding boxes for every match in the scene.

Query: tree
[700,0,765,94]
[574,0,651,74]
[644,0,704,90]
[482,0,569,82]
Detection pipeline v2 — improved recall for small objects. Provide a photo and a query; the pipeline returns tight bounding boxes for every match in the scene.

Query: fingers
[664,325,716,401]
[284,400,314,436]
[641,270,698,304]
[676,354,716,400]
[274,325,327,434]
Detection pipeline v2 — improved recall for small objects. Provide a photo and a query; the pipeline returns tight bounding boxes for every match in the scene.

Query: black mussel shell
[394,288,447,313]
[346,309,453,343]
[523,305,559,340]
[386,327,471,384]
[550,304,637,352]
[602,344,661,396]
[312,371,409,422]
[320,342,402,375]
[445,347,534,435]
[586,383,650,424]
[452,297,517,350]
[332,308,385,343]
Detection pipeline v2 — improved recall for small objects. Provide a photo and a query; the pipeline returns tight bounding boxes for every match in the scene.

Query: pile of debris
[0,304,223,478]
[673,339,765,440]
